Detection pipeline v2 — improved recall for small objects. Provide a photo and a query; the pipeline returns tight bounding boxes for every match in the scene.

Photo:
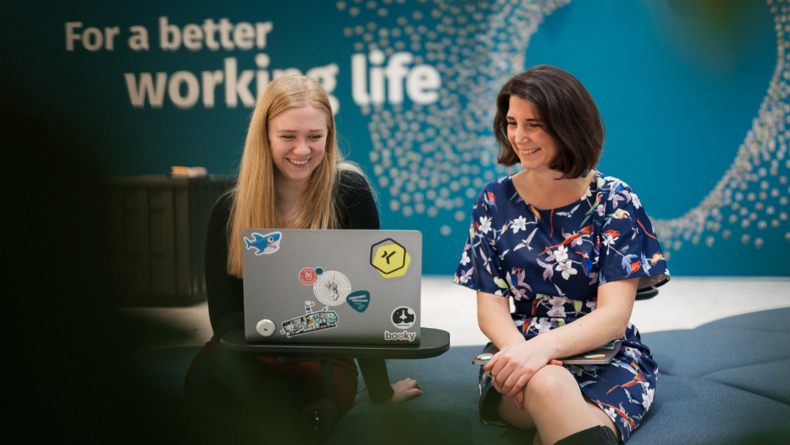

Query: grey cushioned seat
[645,328,790,377]
[135,308,790,444]
[626,375,790,444]
[630,308,790,444]
[695,309,790,333]
[703,360,790,406]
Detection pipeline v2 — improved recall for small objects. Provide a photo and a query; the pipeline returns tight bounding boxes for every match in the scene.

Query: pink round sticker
[299,267,318,285]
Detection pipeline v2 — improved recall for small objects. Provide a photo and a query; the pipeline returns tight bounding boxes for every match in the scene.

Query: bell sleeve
[596,184,670,291]
[453,188,511,297]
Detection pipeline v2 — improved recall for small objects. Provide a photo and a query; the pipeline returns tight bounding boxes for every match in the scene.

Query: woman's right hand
[476,290,562,409]
[484,340,562,403]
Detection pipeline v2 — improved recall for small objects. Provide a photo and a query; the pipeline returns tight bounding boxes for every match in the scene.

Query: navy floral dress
[454,171,669,442]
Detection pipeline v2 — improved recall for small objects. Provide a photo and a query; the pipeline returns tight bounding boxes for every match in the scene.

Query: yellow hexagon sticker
[370,238,411,278]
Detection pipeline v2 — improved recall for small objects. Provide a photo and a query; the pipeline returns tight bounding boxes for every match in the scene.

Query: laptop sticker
[391,306,416,329]
[243,231,282,255]
[313,270,352,306]
[384,330,417,342]
[347,290,371,313]
[299,267,319,285]
[370,238,411,278]
[279,300,339,338]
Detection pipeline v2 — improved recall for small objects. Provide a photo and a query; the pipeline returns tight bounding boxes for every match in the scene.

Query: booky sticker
[244,231,282,255]
[370,238,411,278]
[391,306,416,329]
[347,290,371,313]
[384,330,417,342]
[313,270,352,306]
[279,300,338,338]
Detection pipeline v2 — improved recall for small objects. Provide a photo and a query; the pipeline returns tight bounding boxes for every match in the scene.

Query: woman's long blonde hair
[226,75,362,277]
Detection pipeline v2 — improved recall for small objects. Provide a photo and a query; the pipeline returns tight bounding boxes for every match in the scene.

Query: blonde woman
[185,76,421,438]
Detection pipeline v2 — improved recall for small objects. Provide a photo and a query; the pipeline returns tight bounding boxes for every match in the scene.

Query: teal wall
[3,0,788,275]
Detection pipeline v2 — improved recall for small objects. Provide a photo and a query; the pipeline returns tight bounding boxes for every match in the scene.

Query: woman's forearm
[479,297,622,360]
[529,304,631,360]
[477,278,638,360]
[357,358,394,404]
[530,278,639,360]
[477,292,526,349]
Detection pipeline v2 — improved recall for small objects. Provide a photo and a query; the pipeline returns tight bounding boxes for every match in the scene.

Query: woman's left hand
[387,378,423,404]
[484,340,561,398]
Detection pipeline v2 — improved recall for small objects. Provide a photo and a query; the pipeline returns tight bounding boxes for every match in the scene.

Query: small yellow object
[494,277,509,289]
[370,239,411,278]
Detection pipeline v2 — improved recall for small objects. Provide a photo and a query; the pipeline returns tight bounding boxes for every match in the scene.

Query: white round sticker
[313,270,352,307]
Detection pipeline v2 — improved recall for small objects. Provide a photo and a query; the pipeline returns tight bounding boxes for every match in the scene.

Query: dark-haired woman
[454,65,669,445]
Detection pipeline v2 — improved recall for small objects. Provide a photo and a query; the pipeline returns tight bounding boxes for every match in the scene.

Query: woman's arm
[205,193,245,339]
[482,277,638,397]
[357,359,422,404]
[340,170,380,230]
[477,291,527,351]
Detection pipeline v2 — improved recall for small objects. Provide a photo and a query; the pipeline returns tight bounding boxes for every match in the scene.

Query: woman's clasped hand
[484,339,563,400]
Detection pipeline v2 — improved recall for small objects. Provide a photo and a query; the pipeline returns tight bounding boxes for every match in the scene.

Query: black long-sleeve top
[204,171,394,403]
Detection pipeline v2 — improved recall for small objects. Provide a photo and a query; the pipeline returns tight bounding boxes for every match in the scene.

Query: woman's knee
[523,365,579,407]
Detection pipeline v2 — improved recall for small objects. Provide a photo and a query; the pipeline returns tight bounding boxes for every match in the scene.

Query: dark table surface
[221,327,450,360]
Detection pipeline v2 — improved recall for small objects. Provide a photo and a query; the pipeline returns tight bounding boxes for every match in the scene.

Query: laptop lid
[241,229,422,345]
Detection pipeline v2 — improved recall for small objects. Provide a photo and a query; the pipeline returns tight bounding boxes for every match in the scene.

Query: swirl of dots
[338,0,789,250]
[338,0,571,236]
[651,0,790,258]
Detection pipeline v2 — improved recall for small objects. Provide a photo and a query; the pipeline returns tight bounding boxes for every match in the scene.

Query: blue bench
[134,307,790,444]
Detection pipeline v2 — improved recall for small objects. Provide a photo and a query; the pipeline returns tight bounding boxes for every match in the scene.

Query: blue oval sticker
[347,290,371,313]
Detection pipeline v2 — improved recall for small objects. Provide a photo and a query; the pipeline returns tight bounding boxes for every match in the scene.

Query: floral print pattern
[455,172,669,442]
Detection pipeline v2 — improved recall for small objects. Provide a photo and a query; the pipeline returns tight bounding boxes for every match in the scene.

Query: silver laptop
[241,229,422,345]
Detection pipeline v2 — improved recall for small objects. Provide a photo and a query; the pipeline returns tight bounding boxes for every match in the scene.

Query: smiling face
[506,95,559,174]
[268,105,328,187]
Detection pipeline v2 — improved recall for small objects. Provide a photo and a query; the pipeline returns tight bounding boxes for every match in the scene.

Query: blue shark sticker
[347,290,371,313]
[244,231,282,255]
